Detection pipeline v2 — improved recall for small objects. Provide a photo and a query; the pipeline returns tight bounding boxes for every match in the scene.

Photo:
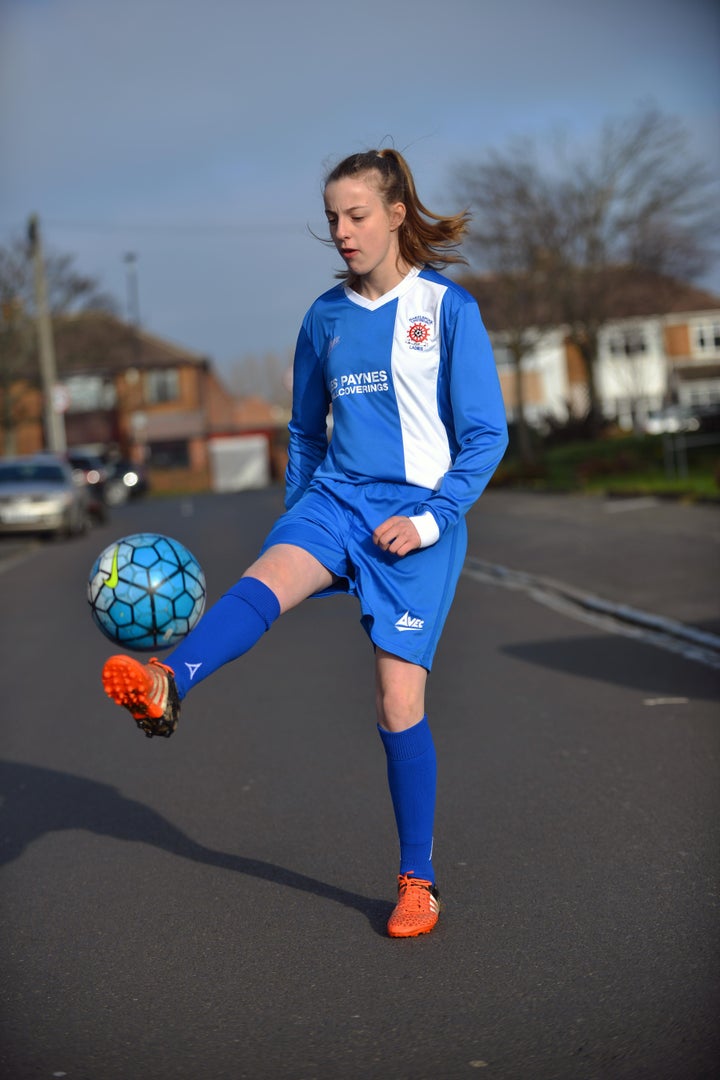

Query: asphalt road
[1,488,719,1080]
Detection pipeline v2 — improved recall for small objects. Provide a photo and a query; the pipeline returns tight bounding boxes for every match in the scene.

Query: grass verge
[491,433,720,502]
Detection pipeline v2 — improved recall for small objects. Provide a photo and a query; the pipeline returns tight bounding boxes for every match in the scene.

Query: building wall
[0,383,43,455]
[596,319,668,427]
[493,311,720,430]
[492,329,570,427]
[664,323,690,358]
[498,369,544,408]
[204,368,240,429]
[536,332,569,419]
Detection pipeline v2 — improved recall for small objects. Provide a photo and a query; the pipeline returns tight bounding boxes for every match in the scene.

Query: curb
[463,557,720,670]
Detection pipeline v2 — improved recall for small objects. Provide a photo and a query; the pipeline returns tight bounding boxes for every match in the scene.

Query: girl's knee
[375,649,427,731]
[375,679,425,732]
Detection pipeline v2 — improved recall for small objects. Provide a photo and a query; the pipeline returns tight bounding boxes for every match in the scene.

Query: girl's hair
[323,148,470,276]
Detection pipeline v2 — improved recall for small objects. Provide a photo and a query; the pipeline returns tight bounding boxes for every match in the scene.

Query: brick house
[0,313,289,491]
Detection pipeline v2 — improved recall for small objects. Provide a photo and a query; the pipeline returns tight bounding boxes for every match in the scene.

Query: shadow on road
[0,760,391,935]
[503,634,720,700]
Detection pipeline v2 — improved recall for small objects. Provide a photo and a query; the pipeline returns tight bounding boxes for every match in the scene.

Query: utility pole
[28,214,66,453]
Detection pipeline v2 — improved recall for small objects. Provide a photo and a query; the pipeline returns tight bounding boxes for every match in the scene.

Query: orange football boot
[387,872,441,938]
[102,655,180,738]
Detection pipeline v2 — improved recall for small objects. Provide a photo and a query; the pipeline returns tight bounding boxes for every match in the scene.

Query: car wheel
[105,479,129,506]
[73,508,92,537]
[90,503,109,525]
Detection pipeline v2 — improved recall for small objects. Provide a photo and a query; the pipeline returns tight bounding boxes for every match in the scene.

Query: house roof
[459,268,720,333]
[53,312,210,374]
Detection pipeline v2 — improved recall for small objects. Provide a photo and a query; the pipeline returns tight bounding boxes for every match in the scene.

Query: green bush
[492,433,720,501]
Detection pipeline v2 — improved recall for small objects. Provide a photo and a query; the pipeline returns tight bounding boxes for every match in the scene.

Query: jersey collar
[343,266,422,310]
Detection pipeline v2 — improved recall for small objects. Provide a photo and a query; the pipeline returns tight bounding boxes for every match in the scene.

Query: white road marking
[603,497,659,513]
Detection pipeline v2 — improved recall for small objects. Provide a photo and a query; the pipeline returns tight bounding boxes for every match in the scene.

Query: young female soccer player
[102,148,508,937]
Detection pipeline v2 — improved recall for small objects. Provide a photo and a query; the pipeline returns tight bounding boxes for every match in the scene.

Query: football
[88,532,206,650]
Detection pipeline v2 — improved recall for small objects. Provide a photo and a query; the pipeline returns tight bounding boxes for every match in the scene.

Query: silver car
[0,455,90,537]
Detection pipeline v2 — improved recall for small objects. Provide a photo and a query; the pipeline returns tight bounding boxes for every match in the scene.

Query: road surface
[1,488,718,1079]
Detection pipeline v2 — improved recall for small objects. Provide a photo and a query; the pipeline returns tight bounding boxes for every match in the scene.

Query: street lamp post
[123,253,146,463]
[123,252,141,327]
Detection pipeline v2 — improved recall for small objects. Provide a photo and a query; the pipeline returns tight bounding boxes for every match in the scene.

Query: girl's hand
[372,516,421,558]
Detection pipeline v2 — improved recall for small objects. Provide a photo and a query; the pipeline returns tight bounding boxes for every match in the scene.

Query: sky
[1,0,719,386]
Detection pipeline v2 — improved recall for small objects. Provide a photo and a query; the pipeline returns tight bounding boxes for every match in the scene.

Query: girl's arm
[416,298,509,535]
[284,324,331,509]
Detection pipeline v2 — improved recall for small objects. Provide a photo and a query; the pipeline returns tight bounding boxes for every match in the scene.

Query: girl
[102,148,508,938]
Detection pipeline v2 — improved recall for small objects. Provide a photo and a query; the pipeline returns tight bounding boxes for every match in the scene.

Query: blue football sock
[378,715,437,883]
[163,577,280,698]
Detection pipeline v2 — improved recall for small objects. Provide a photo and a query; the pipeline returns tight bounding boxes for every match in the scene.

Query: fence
[662,432,720,480]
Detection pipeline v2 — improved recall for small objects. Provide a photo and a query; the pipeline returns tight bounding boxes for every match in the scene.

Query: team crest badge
[406,315,432,350]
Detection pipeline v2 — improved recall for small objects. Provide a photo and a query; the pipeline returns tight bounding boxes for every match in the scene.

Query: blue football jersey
[286,266,508,535]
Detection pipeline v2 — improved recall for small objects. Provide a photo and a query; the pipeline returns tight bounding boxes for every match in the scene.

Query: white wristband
[408,510,440,548]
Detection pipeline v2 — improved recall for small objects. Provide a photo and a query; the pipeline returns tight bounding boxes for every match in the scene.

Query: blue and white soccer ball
[88,533,206,650]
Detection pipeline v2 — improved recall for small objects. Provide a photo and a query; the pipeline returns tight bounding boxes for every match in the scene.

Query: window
[145,369,180,404]
[607,328,647,357]
[147,440,189,469]
[694,322,720,354]
[65,374,116,412]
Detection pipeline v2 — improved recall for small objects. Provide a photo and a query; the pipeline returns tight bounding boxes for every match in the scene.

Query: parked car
[104,458,150,506]
[643,406,701,436]
[0,455,90,538]
[66,449,109,523]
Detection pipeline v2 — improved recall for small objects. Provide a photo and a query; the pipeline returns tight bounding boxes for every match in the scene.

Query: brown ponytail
[323,148,470,275]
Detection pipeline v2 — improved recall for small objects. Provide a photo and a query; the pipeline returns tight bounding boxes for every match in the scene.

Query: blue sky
[1,0,719,382]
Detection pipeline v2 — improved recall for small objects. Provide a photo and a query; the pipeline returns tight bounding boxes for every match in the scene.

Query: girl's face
[324,173,407,293]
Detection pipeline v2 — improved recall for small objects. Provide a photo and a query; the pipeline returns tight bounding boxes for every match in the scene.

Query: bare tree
[454,104,719,433]
[460,269,548,463]
[227,350,293,410]
[0,235,117,323]
[0,234,118,453]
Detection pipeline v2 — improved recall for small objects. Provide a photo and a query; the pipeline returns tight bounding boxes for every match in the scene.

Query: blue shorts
[261,478,467,670]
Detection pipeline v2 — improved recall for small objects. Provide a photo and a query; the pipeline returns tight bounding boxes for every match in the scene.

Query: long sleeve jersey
[285,265,508,537]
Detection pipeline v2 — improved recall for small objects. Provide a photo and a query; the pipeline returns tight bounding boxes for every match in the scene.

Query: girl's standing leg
[375,648,441,937]
[374,648,428,733]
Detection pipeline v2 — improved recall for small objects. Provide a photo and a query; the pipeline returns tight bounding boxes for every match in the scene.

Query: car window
[0,463,66,483]
[36,465,67,481]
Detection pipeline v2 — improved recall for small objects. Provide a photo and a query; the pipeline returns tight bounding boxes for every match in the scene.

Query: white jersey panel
[286,265,509,534]
[392,278,451,491]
